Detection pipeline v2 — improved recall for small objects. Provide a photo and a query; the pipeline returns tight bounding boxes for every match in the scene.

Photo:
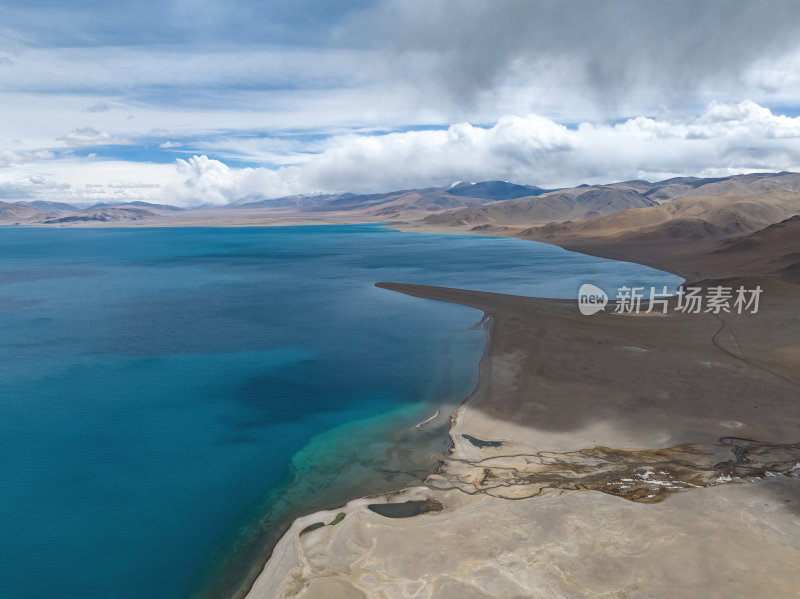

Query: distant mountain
[526,190,800,240]
[513,189,800,279]
[603,180,655,193]
[0,200,178,225]
[124,201,184,211]
[229,174,800,222]
[84,201,182,212]
[644,172,800,203]
[446,181,547,200]
[326,188,496,218]
[228,194,343,210]
[421,187,657,228]
[232,181,545,219]
[6,171,800,233]
[0,201,50,224]
[44,206,157,223]
[407,171,800,230]
[23,200,79,213]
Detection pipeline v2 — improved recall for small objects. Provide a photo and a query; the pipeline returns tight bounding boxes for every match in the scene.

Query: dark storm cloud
[2,0,799,117]
[338,0,800,113]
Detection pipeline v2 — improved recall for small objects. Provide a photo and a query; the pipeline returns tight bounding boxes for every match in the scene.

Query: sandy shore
[243,255,800,598]
[20,210,374,228]
[248,479,800,598]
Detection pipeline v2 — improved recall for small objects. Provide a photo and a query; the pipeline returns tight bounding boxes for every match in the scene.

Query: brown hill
[421,187,657,228]
[232,188,503,220]
[528,191,800,240]
[708,215,800,276]
[0,201,51,224]
[25,200,79,213]
[346,189,494,219]
[518,191,800,280]
[644,172,800,202]
[232,181,547,219]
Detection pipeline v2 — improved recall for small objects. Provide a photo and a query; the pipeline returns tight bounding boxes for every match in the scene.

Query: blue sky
[2,0,800,205]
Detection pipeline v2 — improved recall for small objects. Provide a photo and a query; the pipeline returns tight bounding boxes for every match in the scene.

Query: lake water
[0,225,681,598]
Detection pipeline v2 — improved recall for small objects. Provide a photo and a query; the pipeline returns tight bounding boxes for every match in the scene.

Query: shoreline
[242,313,497,599]
[201,397,476,599]
[204,314,488,599]
[7,218,797,597]
[432,313,494,476]
[241,239,800,597]
[229,315,494,599]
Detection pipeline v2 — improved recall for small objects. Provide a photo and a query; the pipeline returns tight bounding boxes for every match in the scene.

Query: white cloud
[158,101,800,204]
[0,175,69,200]
[172,155,238,205]
[0,159,175,204]
[166,156,301,206]
[107,180,161,189]
[6,101,800,206]
[0,149,55,168]
[57,127,131,147]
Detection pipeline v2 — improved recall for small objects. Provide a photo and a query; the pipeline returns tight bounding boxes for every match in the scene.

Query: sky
[3,0,800,206]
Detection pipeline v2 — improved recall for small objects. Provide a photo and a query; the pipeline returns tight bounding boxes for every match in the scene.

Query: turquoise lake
[0,225,682,598]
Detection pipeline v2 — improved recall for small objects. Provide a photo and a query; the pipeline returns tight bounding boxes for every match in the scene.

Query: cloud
[340,0,800,118]
[168,155,298,205]
[4,1,800,145]
[4,2,800,210]
[0,159,175,204]
[57,127,131,146]
[0,149,55,168]
[173,155,236,205]
[6,101,800,207]
[84,102,111,113]
[165,101,800,202]
[0,175,69,200]
[107,180,161,189]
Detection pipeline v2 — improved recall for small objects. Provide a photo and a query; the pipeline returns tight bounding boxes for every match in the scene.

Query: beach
[244,234,800,598]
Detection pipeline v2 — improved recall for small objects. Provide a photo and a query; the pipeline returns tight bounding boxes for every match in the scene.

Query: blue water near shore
[0,225,681,599]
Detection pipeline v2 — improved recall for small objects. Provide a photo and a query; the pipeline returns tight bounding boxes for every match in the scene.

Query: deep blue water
[0,225,681,599]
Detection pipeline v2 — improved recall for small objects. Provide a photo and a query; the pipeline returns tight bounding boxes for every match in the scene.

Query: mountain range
[3,173,800,266]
